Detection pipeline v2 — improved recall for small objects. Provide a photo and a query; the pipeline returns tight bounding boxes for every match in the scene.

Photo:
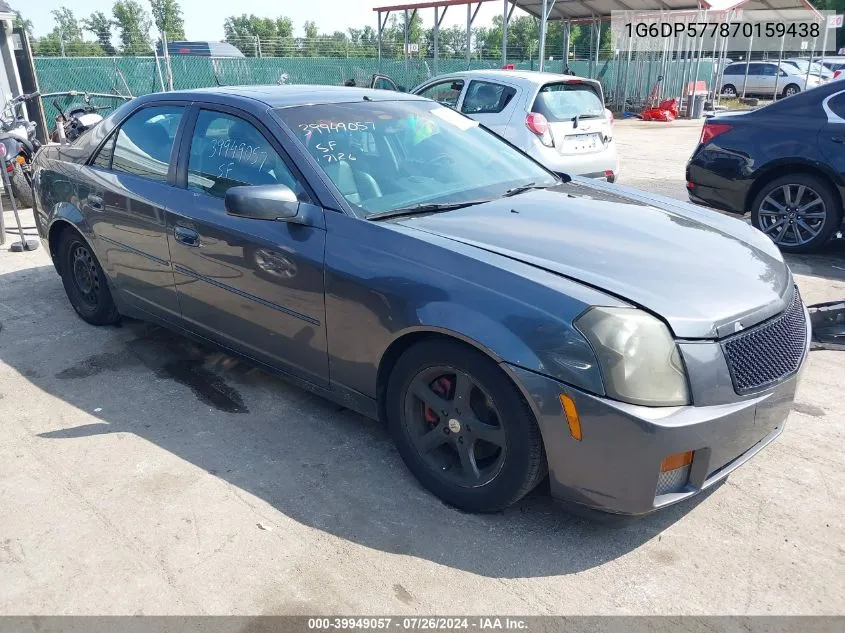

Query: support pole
[377,10,382,68]
[774,32,785,100]
[691,13,705,115]
[502,0,509,66]
[539,0,548,72]
[405,9,409,82]
[594,17,600,79]
[562,20,570,73]
[715,15,730,107]
[741,32,753,99]
[821,16,831,71]
[161,30,173,91]
[467,3,472,66]
[805,22,821,91]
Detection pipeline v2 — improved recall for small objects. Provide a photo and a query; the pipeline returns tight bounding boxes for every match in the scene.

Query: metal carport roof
[511,0,822,20]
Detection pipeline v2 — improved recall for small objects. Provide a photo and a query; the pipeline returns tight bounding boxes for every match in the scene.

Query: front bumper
[506,349,807,515]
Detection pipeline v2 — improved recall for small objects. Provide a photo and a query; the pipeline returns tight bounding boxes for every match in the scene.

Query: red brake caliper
[424,376,453,426]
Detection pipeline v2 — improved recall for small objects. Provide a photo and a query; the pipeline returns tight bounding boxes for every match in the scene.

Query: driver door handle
[174,226,200,248]
[831,136,845,144]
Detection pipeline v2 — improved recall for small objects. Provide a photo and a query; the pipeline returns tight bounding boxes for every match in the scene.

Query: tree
[83,11,116,55]
[50,7,83,42]
[223,14,294,56]
[302,20,319,56]
[112,0,153,55]
[33,7,105,57]
[149,0,185,41]
[13,10,33,36]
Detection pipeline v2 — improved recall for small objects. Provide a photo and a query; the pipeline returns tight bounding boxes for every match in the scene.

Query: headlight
[575,307,690,406]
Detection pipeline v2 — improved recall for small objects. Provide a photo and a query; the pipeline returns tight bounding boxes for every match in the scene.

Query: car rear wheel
[751,174,842,253]
[58,230,119,325]
[386,339,546,512]
[782,84,801,98]
[721,84,737,97]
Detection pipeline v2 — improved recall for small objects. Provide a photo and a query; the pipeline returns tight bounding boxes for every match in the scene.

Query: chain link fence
[34,37,716,123]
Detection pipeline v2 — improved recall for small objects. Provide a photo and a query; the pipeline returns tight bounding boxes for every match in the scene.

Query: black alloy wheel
[387,339,546,512]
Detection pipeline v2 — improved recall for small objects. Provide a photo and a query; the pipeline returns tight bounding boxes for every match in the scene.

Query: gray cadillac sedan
[32,86,810,515]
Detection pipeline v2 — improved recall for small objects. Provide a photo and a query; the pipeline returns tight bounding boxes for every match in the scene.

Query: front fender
[399,302,604,395]
[324,213,611,400]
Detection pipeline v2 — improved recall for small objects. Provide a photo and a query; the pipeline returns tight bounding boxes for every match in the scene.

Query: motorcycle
[0,91,41,209]
[47,91,130,144]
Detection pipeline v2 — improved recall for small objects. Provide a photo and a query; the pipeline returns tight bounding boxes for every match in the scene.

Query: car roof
[425,69,591,86]
[140,84,426,108]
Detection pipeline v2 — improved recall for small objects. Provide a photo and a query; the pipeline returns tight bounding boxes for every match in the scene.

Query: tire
[751,173,842,253]
[57,229,119,325]
[9,164,34,209]
[782,84,800,98]
[721,84,737,97]
[386,339,546,512]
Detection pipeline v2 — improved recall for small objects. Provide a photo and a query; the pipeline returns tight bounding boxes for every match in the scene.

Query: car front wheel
[783,84,801,98]
[721,84,737,97]
[387,339,546,512]
[58,229,119,325]
[751,174,842,253]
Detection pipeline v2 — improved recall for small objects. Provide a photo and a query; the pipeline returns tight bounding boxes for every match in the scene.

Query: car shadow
[2,264,717,580]
[783,239,845,284]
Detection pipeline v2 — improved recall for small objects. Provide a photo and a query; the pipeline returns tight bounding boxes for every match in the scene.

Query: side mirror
[225,184,301,221]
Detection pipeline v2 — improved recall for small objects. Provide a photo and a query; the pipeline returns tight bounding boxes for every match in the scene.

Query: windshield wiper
[366,199,491,221]
[502,182,554,198]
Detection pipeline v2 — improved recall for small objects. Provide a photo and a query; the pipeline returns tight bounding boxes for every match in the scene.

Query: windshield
[275,100,556,216]
[531,82,605,121]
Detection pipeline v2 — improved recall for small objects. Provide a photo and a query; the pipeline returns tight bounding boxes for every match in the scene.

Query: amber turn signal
[661,451,693,472]
[559,393,582,441]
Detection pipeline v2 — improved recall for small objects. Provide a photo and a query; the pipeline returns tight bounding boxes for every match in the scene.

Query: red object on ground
[641,99,678,122]
[658,98,679,117]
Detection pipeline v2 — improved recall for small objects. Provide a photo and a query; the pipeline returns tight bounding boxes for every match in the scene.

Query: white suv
[374,70,619,182]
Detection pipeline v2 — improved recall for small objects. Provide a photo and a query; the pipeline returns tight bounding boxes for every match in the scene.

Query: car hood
[392,179,791,339]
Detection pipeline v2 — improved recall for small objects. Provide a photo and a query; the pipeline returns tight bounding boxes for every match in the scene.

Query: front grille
[722,288,807,395]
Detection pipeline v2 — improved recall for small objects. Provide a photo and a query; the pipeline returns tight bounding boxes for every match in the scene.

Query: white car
[373,70,619,182]
[720,61,825,98]
[782,58,833,80]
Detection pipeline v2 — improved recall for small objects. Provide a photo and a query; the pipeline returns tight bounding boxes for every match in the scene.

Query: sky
[20,0,525,40]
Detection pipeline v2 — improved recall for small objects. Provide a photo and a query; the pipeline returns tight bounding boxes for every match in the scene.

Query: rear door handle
[88,194,104,211]
[831,136,845,144]
[174,225,200,248]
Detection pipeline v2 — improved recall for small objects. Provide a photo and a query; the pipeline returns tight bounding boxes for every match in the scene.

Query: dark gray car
[32,86,810,515]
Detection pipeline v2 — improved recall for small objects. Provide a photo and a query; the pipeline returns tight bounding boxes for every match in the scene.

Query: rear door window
[109,105,184,183]
[461,80,516,114]
[531,82,604,121]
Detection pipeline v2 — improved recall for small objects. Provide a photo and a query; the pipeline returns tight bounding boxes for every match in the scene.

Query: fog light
[656,464,691,495]
[559,393,582,441]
